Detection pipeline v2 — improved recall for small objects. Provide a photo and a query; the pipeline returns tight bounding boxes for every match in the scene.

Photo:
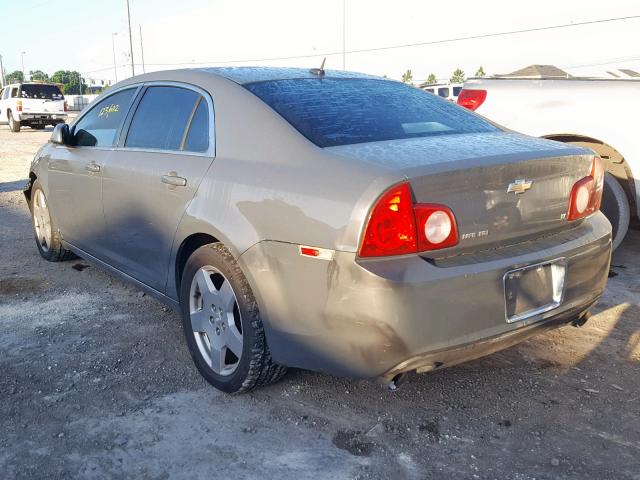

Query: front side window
[245,78,498,148]
[125,86,199,151]
[74,88,136,147]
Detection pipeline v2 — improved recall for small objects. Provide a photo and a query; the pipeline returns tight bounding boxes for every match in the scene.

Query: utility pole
[112,33,119,83]
[126,0,135,76]
[342,0,346,70]
[0,54,5,87]
[21,51,26,81]
[139,24,146,73]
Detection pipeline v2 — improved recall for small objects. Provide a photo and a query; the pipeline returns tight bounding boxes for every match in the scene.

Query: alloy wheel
[189,266,243,376]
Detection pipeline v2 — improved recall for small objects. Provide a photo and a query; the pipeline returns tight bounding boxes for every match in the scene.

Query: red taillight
[457,89,487,111]
[16,100,22,112]
[567,156,604,221]
[64,101,68,112]
[359,182,459,257]
[359,182,417,257]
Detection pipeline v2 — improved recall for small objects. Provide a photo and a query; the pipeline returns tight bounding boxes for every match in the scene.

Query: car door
[101,83,215,292]
[47,87,139,257]
[0,86,10,122]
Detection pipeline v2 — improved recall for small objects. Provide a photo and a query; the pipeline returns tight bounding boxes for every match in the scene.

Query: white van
[0,82,68,132]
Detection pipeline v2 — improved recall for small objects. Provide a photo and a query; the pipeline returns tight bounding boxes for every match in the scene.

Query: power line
[138,14,640,68]
[80,14,640,77]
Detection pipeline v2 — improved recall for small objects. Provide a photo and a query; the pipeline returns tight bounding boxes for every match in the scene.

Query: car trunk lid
[327,132,595,255]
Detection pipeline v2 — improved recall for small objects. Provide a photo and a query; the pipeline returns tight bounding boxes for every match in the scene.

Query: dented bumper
[239,212,612,378]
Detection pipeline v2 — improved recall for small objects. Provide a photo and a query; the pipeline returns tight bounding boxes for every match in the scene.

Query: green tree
[50,70,87,94]
[5,70,24,84]
[475,66,486,78]
[450,68,466,83]
[29,70,49,81]
[426,73,437,84]
[401,69,413,84]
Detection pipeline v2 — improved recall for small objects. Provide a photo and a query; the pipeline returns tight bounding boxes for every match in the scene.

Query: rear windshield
[244,78,498,147]
[20,84,64,100]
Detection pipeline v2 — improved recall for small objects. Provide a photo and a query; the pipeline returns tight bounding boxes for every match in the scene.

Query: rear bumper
[18,113,67,122]
[239,212,612,378]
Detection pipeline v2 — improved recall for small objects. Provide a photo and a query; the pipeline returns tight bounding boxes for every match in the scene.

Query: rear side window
[438,87,450,98]
[183,99,209,152]
[125,86,199,151]
[453,86,462,97]
[10,88,18,98]
[244,78,498,148]
[20,84,64,100]
[74,88,137,147]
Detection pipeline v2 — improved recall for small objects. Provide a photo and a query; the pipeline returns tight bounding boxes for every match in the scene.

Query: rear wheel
[31,180,75,261]
[601,173,630,251]
[180,243,287,393]
[8,110,20,132]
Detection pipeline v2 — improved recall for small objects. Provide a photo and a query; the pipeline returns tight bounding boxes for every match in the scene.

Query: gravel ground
[1,126,639,480]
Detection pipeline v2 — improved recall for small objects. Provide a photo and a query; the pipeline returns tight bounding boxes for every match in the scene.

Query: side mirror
[51,123,70,145]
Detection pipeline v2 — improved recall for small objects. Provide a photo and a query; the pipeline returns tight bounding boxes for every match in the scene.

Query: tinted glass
[20,84,64,100]
[11,88,18,98]
[183,99,209,152]
[245,79,498,148]
[453,86,462,96]
[126,86,198,150]
[74,88,136,147]
[438,87,450,98]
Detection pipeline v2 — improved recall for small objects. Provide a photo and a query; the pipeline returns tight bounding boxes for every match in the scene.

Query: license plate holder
[504,259,566,323]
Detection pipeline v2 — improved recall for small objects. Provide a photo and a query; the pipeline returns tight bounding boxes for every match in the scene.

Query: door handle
[161,173,187,187]
[85,162,101,173]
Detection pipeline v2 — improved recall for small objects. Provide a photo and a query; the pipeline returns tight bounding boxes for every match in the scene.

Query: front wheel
[31,180,75,261]
[601,173,630,251]
[180,243,287,393]
[8,111,20,132]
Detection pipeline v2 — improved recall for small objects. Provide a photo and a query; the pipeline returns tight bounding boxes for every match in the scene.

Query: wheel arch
[24,171,38,209]
[543,133,637,217]
[173,232,220,298]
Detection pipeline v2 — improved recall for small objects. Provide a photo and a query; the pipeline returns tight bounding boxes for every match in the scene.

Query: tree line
[3,69,95,95]
[401,66,486,86]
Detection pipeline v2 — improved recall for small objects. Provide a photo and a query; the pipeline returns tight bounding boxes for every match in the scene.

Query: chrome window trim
[118,80,216,158]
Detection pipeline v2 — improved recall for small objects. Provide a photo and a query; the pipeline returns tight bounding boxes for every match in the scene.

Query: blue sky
[1,0,639,83]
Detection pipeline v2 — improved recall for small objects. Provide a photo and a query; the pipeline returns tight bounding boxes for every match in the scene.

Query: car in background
[25,67,611,393]
[458,76,639,250]
[422,83,463,102]
[0,82,68,132]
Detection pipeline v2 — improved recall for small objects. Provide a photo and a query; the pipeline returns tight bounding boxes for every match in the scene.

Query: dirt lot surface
[1,126,639,480]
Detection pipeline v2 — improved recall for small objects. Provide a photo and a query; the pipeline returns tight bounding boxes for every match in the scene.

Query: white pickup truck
[458,77,639,249]
[0,82,68,132]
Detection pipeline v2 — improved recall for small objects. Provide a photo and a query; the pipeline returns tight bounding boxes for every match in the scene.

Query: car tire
[30,180,75,262]
[600,173,630,251]
[180,243,287,393]
[8,110,20,132]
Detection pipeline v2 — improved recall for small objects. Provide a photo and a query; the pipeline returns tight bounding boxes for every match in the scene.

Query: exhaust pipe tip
[572,310,592,328]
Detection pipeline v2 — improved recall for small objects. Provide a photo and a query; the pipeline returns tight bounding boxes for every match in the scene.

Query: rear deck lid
[328,132,595,255]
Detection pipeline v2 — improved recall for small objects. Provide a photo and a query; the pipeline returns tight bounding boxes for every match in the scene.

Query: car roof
[195,66,381,85]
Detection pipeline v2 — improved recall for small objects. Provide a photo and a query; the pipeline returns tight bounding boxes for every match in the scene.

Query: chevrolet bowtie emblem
[507,179,533,194]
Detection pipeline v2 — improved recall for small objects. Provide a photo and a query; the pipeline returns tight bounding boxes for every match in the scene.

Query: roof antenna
[310,58,326,77]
